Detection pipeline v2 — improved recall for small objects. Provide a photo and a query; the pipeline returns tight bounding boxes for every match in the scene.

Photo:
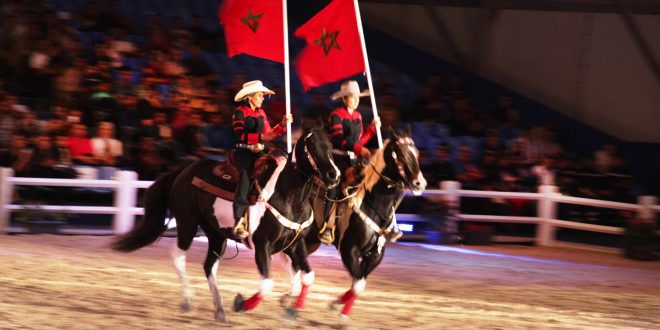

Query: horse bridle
[367,137,419,191]
[292,132,322,179]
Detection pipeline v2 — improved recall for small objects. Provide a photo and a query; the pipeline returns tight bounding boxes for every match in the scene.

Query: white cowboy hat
[330,80,370,101]
[234,80,275,102]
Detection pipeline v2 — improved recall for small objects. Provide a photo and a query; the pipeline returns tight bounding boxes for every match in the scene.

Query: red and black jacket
[328,107,376,153]
[232,105,285,145]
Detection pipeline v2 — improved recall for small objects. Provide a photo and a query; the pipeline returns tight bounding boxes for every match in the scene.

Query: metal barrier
[1,167,657,250]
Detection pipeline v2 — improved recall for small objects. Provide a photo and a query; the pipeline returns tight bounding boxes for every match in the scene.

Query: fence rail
[1,168,658,250]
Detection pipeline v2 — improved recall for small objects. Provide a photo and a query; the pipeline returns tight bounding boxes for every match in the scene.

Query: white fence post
[0,168,15,235]
[441,181,461,208]
[637,195,658,221]
[113,171,138,235]
[536,185,559,246]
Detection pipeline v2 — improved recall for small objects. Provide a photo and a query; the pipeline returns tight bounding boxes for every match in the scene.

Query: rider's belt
[236,143,264,152]
[332,149,356,159]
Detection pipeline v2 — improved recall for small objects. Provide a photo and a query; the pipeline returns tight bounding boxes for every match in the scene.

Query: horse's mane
[351,139,390,208]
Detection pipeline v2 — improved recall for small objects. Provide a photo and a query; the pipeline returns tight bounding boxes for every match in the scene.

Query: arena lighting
[402,243,580,266]
[397,223,414,232]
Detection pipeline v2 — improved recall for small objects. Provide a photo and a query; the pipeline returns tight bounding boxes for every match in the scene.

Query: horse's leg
[277,253,300,310]
[234,239,273,313]
[171,215,198,312]
[360,249,385,280]
[288,241,314,311]
[202,229,229,323]
[282,253,301,298]
[334,244,364,318]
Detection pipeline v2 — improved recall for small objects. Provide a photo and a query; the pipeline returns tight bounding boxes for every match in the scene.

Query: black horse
[112,127,339,323]
[304,128,426,320]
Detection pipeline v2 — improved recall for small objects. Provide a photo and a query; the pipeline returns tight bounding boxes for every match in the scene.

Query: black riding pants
[233,148,264,222]
[323,154,354,222]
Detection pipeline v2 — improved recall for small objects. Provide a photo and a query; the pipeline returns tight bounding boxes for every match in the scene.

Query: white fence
[0,168,150,235]
[1,167,658,251]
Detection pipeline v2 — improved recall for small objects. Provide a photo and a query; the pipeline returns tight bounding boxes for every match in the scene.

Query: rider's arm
[232,108,245,141]
[329,112,350,151]
[356,120,377,152]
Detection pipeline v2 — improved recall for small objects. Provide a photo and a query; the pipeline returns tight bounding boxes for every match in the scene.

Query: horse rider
[232,80,293,239]
[319,80,380,244]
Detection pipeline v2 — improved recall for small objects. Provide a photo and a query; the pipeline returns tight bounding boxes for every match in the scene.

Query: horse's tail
[112,164,186,252]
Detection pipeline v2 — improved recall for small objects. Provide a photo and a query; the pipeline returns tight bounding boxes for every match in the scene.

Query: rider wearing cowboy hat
[232,80,293,239]
[319,80,380,244]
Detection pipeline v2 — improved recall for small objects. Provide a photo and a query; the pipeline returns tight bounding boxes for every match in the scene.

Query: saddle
[192,150,280,203]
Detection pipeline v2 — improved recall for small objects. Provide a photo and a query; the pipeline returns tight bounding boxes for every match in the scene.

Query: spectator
[531,155,556,186]
[424,143,455,187]
[0,133,32,175]
[453,144,484,190]
[0,93,18,148]
[54,57,85,103]
[66,123,95,165]
[593,143,618,174]
[200,111,234,160]
[176,111,204,158]
[133,136,167,180]
[90,121,123,166]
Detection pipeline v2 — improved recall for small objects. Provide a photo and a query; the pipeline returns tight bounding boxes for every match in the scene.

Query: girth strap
[352,205,389,254]
[265,202,314,232]
[265,202,314,253]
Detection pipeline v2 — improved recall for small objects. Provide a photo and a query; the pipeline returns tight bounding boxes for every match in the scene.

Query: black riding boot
[319,189,337,244]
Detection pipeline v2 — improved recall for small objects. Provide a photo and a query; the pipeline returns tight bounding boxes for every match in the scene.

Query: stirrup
[233,217,249,239]
[318,223,335,245]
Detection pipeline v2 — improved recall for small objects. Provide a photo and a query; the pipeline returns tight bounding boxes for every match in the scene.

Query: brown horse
[303,128,427,322]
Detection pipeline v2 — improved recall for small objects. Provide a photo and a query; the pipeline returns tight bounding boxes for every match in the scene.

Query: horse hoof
[180,298,192,312]
[328,300,340,311]
[215,309,229,324]
[284,307,298,320]
[233,293,245,313]
[279,294,292,308]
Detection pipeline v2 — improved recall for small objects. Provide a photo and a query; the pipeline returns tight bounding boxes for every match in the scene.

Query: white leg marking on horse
[259,278,275,297]
[171,246,193,300]
[352,278,366,295]
[288,268,302,296]
[207,261,228,323]
[207,260,223,309]
[302,271,315,286]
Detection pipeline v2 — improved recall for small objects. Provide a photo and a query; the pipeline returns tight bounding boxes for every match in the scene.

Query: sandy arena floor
[1,234,659,329]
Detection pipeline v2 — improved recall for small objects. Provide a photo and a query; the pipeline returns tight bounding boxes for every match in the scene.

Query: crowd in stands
[0,0,640,227]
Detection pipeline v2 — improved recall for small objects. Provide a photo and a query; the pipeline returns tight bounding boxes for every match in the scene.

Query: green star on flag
[240,8,264,33]
[314,29,341,56]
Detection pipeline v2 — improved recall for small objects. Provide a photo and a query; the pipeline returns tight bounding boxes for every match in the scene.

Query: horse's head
[382,127,427,195]
[293,127,340,189]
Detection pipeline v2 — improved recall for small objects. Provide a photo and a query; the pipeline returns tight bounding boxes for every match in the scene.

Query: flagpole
[283,0,292,153]
[352,0,383,148]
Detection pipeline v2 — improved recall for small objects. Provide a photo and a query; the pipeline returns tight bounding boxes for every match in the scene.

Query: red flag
[219,0,284,63]
[294,0,365,90]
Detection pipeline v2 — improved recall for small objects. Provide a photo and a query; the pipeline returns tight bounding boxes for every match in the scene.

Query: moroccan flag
[219,0,284,63]
[294,0,365,90]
